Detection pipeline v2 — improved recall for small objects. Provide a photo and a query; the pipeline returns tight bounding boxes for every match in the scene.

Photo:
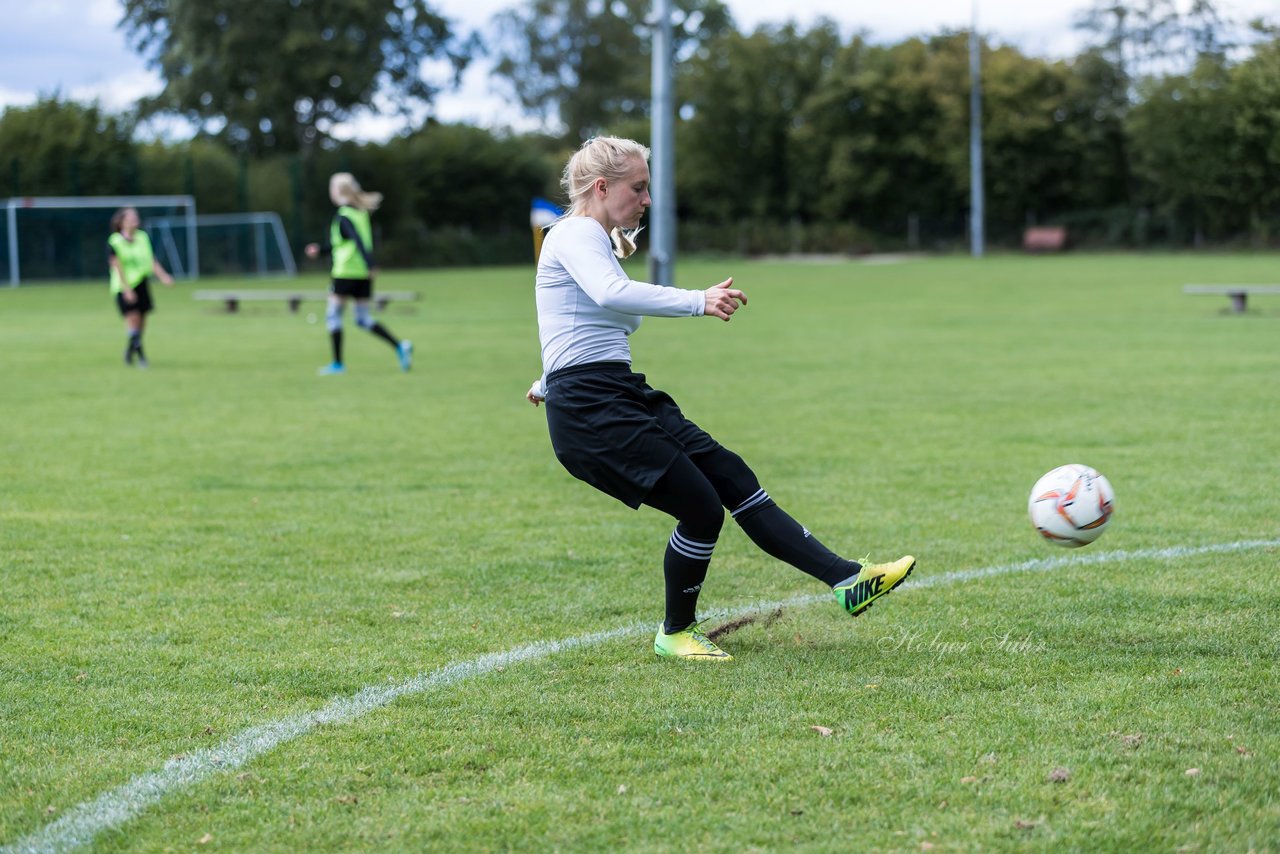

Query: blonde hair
[329,173,383,211]
[561,136,650,259]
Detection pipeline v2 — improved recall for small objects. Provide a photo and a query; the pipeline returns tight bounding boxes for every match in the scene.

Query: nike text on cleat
[318,362,346,376]
[397,340,413,372]
[654,621,732,661]
[833,555,915,617]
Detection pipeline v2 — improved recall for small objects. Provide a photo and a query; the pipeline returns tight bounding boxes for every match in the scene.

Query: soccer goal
[144,212,297,279]
[1,195,197,286]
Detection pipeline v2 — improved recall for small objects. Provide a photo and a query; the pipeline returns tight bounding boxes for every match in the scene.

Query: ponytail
[611,226,640,259]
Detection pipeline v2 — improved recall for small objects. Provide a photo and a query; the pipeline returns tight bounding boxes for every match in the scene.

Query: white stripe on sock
[670,529,716,560]
[731,488,770,517]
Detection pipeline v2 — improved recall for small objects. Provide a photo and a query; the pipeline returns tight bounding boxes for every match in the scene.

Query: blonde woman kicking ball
[526,137,915,661]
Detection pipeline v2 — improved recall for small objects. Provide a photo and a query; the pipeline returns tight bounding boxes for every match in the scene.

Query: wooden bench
[193,290,418,313]
[1023,226,1067,252]
[1183,284,1280,314]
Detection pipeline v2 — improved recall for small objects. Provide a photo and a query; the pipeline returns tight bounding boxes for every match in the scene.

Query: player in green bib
[107,207,175,367]
[304,173,412,375]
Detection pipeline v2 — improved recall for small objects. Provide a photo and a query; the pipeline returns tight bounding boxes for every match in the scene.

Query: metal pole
[255,221,267,275]
[648,0,675,286]
[6,202,19,286]
[273,214,298,276]
[969,1,985,258]
[185,195,200,280]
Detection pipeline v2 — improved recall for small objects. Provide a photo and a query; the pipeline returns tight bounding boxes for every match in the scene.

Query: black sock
[732,489,860,587]
[662,526,716,634]
[330,329,344,364]
[133,334,145,362]
[369,322,399,349]
[125,332,141,362]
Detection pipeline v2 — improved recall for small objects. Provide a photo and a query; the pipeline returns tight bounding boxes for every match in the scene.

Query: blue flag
[530,197,563,228]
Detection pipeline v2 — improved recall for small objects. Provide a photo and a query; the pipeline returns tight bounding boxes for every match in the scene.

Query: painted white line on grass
[911,539,1280,589]
[6,538,1278,854]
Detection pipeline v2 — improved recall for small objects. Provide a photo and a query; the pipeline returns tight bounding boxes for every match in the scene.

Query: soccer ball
[1028,464,1115,547]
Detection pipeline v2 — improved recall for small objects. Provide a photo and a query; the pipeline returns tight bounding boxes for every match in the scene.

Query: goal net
[144,212,297,279]
[1,195,197,285]
[1,198,297,285]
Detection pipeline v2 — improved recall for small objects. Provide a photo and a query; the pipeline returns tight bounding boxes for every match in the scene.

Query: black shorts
[544,362,743,509]
[331,278,372,299]
[115,279,153,316]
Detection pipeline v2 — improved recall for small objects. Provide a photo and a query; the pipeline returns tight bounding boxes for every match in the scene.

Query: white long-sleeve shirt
[534,217,704,393]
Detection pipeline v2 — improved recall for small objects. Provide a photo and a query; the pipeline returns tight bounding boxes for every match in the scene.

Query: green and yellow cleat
[833,555,916,617]
[654,621,732,661]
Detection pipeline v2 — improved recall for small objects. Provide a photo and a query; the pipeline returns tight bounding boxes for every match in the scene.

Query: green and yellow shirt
[107,230,155,294]
[330,206,374,279]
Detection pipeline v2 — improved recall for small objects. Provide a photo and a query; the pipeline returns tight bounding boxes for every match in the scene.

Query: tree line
[2,0,1278,263]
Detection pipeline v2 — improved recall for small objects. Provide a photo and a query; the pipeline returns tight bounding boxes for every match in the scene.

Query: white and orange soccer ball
[1028,464,1115,547]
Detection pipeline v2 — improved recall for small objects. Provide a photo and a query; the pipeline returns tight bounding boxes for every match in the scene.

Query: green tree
[1059,48,1131,212]
[1127,58,1239,243]
[789,35,964,236]
[1225,33,1280,243]
[0,97,137,196]
[120,0,474,152]
[384,123,553,231]
[678,20,843,225]
[981,43,1145,235]
[135,139,242,213]
[490,0,733,140]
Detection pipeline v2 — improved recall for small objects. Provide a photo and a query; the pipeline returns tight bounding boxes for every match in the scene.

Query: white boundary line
[6,538,1278,854]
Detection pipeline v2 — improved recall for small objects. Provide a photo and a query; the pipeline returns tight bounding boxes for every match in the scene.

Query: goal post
[2,195,197,286]
[143,212,297,279]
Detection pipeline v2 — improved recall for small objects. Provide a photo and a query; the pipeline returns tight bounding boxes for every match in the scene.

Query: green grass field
[2,254,1278,852]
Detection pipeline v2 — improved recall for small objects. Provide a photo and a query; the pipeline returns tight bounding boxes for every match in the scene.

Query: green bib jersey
[107,230,155,294]
[330,206,374,279]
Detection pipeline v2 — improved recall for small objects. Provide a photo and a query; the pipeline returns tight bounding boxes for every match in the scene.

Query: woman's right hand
[304,243,320,259]
[704,277,746,321]
[526,380,546,407]
[123,289,138,304]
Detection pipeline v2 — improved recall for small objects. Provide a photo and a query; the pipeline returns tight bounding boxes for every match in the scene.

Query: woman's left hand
[526,381,545,407]
[704,277,746,321]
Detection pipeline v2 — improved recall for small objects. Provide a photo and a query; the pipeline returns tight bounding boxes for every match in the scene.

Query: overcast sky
[0,0,1274,139]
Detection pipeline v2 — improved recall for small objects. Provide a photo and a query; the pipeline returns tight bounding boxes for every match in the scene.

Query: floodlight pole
[969,0,985,258]
[648,0,676,286]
